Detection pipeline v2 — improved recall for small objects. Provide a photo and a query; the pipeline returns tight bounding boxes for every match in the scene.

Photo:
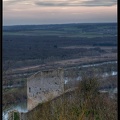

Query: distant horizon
[3,22,117,27]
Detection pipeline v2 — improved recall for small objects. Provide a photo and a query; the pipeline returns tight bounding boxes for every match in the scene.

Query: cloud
[81,0,117,6]
[35,0,117,7]
[3,0,117,7]
[3,0,33,5]
[3,0,35,11]
[3,0,20,4]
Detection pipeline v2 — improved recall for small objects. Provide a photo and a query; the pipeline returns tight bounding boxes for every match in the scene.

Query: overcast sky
[3,0,117,26]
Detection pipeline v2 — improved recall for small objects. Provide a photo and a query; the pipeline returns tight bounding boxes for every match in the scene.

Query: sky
[3,0,117,26]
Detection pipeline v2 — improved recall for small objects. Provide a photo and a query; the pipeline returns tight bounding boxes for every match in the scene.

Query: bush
[27,75,117,120]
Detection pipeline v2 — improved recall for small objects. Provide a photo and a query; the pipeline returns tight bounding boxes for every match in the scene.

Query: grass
[3,28,114,38]
[3,31,113,38]
[14,112,20,120]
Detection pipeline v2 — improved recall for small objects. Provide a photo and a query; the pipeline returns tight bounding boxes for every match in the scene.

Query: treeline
[3,23,117,32]
[3,35,117,61]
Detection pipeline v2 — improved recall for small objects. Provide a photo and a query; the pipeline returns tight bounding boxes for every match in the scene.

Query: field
[3,23,117,65]
[2,23,117,110]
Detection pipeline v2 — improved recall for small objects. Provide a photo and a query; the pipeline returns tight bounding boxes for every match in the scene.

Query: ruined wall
[27,68,64,111]
[8,111,14,120]
[8,110,27,120]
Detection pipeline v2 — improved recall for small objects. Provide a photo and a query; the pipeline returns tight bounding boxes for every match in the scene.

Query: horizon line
[3,22,117,27]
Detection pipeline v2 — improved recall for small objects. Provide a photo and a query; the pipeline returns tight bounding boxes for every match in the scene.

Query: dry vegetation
[2,87,27,110]
[27,76,117,120]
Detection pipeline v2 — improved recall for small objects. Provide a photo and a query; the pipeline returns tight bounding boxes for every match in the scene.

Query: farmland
[2,23,117,110]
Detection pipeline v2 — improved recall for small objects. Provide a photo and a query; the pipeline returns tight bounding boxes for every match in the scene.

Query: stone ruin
[7,67,117,120]
[8,110,26,120]
[27,68,64,111]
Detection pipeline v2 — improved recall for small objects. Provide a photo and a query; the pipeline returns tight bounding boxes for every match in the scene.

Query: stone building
[27,68,64,111]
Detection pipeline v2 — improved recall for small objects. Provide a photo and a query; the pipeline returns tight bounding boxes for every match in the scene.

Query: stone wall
[8,110,27,120]
[7,66,117,120]
[27,68,64,111]
[8,111,14,120]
